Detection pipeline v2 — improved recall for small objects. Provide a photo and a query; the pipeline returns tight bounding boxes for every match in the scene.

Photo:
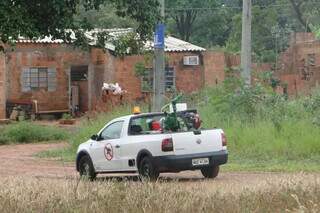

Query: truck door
[90,121,124,171]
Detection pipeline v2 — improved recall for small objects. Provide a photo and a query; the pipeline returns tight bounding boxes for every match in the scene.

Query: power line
[165,2,320,12]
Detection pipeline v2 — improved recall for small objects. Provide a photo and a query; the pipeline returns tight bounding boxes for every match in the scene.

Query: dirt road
[0,142,319,194]
[0,143,76,178]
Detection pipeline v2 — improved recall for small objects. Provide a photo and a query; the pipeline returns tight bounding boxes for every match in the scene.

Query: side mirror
[91,134,98,141]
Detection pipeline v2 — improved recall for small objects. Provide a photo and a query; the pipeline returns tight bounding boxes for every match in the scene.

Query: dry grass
[0,175,319,213]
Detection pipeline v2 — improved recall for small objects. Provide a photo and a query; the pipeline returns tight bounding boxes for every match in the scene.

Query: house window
[30,68,48,89]
[141,67,176,92]
[165,67,175,91]
[21,67,57,92]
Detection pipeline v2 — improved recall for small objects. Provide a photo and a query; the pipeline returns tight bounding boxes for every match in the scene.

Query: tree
[74,3,136,29]
[288,0,312,32]
[188,7,234,47]
[166,0,219,42]
[226,5,280,62]
[287,0,320,32]
[0,0,160,45]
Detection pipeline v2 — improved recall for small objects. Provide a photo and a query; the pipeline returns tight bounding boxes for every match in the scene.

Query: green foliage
[62,113,73,120]
[134,54,153,92]
[166,0,219,42]
[134,53,154,77]
[303,88,320,126]
[74,3,136,30]
[188,7,234,48]
[134,62,147,77]
[0,0,80,44]
[0,0,160,48]
[113,32,144,56]
[189,78,320,171]
[166,0,320,63]
[226,6,279,62]
[0,122,69,144]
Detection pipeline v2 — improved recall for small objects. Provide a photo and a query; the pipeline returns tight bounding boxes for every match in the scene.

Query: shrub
[62,113,73,120]
[1,122,69,143]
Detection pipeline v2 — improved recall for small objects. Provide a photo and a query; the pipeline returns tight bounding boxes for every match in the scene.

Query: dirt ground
[0,143,76,178]
[0,142,319,193]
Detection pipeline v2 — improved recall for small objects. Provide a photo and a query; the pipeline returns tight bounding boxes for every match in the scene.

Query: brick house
[0,29,234,119]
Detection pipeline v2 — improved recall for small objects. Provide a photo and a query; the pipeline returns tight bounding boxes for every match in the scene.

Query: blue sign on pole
[154,24,165,49]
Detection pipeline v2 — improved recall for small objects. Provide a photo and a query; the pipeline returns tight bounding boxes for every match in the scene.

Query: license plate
[192,158,209,166]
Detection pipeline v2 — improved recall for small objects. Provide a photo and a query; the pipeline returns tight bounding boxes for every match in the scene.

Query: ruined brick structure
[0,53,6,119]
[276,33,320,96]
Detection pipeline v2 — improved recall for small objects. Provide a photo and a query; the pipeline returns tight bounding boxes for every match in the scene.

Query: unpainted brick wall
[203,52,227,86]
[169,52,204,93]
[112,52,207,102]
[276,33,320,96]
[0,53,6,119]
[114,55,144,101]
[6,43,93,112]
[5,43,262,115]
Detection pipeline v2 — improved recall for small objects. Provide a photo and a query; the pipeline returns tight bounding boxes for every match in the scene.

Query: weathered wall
[276,33,320,96]
[4,43,261,116]
[112,52,206,102]
[90,48,109,109]
[168,52,204,93]
[0,53,6,119]
[5,44,107,113]
[203,52,227,86]
[114,55,144,101]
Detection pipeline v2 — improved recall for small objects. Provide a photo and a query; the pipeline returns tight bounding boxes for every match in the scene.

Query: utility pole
[241,0,252,86]
[152,0,165,112]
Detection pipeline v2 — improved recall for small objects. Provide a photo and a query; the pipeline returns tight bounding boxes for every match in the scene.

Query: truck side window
[100,121,124,140]
[129,115,164,135]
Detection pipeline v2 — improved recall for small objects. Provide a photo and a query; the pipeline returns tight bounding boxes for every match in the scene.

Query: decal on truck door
[104,143,113,161]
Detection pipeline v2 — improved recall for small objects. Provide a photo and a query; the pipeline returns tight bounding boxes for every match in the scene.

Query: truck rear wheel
[79,155,96,181]
[139,156,159,181]
[201,165,219,179]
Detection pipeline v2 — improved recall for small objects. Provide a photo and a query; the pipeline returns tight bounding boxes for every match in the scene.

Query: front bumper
[153,150,228,172]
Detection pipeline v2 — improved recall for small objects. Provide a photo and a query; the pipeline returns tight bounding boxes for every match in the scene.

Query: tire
[79,155,96,181]
[201,165,220,179]
[138,156,159,181]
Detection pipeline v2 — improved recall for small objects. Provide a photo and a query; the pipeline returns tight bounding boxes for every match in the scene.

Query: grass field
[0,122,69,145]
[0,176,319,213]
[195,86,320,172]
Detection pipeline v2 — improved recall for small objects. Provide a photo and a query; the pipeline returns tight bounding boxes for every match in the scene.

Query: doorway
[70,65,88,114]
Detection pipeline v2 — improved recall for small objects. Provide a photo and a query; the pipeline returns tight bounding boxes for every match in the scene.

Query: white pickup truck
[76,112,228,180]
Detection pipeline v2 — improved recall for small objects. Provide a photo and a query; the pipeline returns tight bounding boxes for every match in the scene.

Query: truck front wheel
[201,165,219,179]
[139,156,159,181]
[79,155,96,181]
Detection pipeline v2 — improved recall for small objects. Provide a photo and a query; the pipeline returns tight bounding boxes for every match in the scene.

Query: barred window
[141,67,175,92]
[30,68,48,89]
[21,67,56,92]
[165,67,175,90]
